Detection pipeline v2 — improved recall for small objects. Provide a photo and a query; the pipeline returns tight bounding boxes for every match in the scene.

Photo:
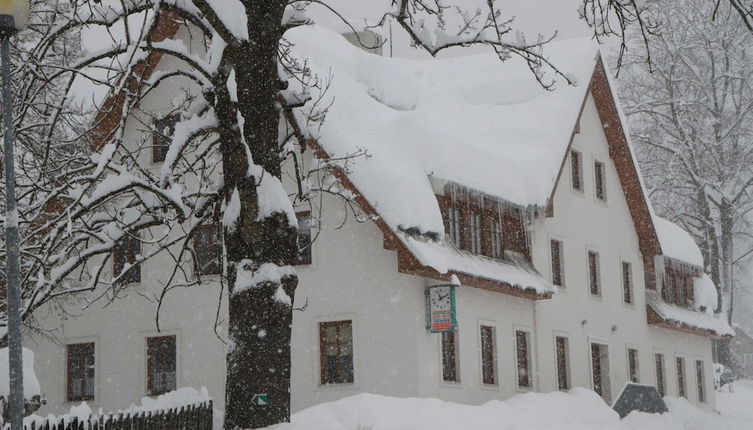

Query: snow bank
[654,217,704,268]
[268,387,749,430]
[288,26,598,237]
[0,347,42,399]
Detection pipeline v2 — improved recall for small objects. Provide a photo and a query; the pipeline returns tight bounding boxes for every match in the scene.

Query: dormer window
[469,213,482,254]
[490,219,503,259]
[448,207,461,247]
[661,260,696,308]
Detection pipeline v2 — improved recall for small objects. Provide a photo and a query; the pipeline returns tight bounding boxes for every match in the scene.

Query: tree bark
[221,2,298,428]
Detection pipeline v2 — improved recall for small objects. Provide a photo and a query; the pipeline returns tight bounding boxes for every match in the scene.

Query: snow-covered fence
[6,399,213,430]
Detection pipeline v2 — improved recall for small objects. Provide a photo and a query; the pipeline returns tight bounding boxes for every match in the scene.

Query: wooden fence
[5,400,213,430]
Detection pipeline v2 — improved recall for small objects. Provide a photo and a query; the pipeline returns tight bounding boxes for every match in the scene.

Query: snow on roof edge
[647,295,733,337]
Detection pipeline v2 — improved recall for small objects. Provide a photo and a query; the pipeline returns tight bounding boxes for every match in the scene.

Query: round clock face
[430,287,452,310]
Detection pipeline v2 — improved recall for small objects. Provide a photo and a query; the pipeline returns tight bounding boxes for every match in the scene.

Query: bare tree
[618,0,753,339]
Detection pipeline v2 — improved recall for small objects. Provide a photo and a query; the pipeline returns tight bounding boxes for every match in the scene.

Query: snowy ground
[267,382,753,430]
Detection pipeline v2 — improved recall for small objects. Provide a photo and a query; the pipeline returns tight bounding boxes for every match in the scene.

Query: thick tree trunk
[714,202,734,367]
[221,2,298,429]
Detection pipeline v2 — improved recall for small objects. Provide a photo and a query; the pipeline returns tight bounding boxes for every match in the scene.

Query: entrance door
[591,342,612,403]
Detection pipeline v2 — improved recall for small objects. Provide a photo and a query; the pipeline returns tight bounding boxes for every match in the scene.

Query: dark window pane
[67,343,95,401]
[113,235,141,284]
[571,150,582,191]
[551,240,563,286]
[556,336,570,391]
[696,360,706,403]
[595,161,606,201]
[623,262,633,304]
[319,321,354,384]
[676,357,686,398]
[194,224,222,275]
[152,114,179,163]
[441,331,459,383]
[296,213,312,265]
[628,348,640,383]
[589,251,600,296]
[147,336,176,395]
[480,326,496,385]
[655,353,666,396]
[516,331,531,388]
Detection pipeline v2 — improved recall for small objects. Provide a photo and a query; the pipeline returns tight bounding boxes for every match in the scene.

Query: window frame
[594,159,607,202]
[193,223,222,276]
[588,250,601,297]
[448,207,462,248]
[622,261,634,305]
[655,352,666,397]
[490,218,503,259]
[295,211,313,266]
[67,342,95,402]
[515,329,533,390]
[550,239,564,287]
[676,356,687,398]
[319,320,355,385]
[479,325,498,386]
[570,149,584,193]
[146,335,177,396]
[555,335,571,391]
[627,347,640,383]
[441,330,460,384]
[112,234,141,284]
[469,212,482,254]
[152,113,180,163]
[695,359,706,403]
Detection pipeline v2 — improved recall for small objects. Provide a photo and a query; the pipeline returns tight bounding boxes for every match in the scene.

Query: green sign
[251,394,269,406]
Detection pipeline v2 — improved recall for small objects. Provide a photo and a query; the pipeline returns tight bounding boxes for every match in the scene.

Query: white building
[25,21,732,417]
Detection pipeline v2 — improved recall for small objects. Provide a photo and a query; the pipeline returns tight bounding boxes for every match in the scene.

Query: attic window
[661,261,695,308]
[469,213,482,254]
[571,150,583,192]
[448,208,461,247]
[594,160,607,201]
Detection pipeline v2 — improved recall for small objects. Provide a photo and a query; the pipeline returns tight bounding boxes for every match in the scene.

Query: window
[469,213,482,254]
[655,353,666,396]
[480,326,497,385]
[555,336,570,391]
[571,150,583,192]
[441,331,460,383]
[490,219,503,259]
[591,343,612,403]
[551,240,564,287]
[628,348,640,383]
[676,357,686,398]
[152,114,179,163]
[67,343,95,401]
[296,212,312,265]
[448,208,461,248]
[588,251,601,296]
[515,330,532,388]
[696,360,706,403]
[594,160,606,201]
[745,352,753,365]
[193,224,222,275]
[319,320,354,384]
[622,261,633,304]
[113,234,141,284]
[147,336,176,396]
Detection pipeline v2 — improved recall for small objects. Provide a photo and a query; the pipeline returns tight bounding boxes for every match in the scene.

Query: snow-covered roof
[647,293,733,338]
[654,217,704,268]
[288,25,598,237]
[286,26,599,296]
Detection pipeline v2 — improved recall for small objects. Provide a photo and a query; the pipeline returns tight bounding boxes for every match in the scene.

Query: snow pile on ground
[268,384,753,430]
[0,347,42,399]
